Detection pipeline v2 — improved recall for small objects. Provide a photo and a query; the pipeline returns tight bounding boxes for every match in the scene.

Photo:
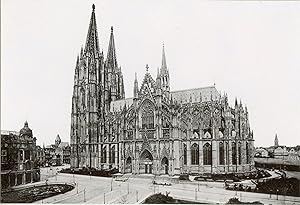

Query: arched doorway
[161,157,169,174]
[125,157,132,173]
[139,150,153,174]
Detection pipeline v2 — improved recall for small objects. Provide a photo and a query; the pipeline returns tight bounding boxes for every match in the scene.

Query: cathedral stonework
[70,5,255,176]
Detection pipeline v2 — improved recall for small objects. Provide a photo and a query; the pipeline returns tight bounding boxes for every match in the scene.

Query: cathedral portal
[139,150,153,174]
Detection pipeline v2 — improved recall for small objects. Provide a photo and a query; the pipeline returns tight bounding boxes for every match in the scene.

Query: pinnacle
[161,43,167,71]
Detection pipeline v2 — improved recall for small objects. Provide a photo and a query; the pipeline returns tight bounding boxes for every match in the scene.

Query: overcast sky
[1,0,300,147]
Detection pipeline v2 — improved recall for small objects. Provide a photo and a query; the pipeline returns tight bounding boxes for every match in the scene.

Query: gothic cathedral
[70,5,255,176]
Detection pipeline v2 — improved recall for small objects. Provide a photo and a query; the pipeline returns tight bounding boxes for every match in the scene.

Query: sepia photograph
[1,0,300,204]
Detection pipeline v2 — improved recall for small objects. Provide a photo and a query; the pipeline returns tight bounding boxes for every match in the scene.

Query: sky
[1,0,300,147]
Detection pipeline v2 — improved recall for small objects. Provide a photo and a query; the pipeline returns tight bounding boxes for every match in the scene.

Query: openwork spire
[106,26,118,69]
[84,4,100,54]
[161,43,168,73]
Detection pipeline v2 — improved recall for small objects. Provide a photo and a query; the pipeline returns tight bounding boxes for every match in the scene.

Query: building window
[238,142,242,165]
[191,143,199,165]
[183,143,187,165]
[203,143,212,165]
[19,150,24,161]
[232,142,237,165]
[246,142,250,164]
[141,101,154,129]
[101,145,106,163]
[109,145,115,164]
[226,142,229,165]
[1,149,7,162]
[219,142,225,165]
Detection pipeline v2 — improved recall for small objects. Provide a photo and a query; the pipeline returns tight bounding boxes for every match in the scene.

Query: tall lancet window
[101,145,106,163]
[238,142,242,165]
[191,143,199,165]
[81,88,86,108]
[141,101,154,129]
[219,142,225,165]
[226,142,229,165]
[232,142,237,165]
[109,145,115,164]
[183,143,187,165]
[203,143,212,165]
[246,142,250,164]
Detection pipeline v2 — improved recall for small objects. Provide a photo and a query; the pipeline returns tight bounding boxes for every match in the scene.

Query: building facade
[1,122,40,190]
[44,134,70,166]
[70,5,255,176]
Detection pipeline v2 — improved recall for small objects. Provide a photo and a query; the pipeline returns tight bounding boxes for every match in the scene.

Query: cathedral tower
[70,5,124,168]
[70,4,103,168]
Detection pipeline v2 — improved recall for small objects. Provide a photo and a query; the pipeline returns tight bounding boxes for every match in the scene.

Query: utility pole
[136,190,138,202]
[103,193,106,204]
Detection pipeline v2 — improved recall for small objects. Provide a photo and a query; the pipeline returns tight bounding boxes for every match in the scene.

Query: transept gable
[139,72,156,102]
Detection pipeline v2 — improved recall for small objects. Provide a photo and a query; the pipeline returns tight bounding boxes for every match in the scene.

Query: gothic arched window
[232,142,237,165]
[219,142,225,165]
[109,145,115,164]
[238,142,242,165]
[141,101,154,129]
[191,143,199,165]
[246,142,250,164]
[183,143,187,165]
[226,142,229,164]
[101,145,106,163]
[203,143,212,165]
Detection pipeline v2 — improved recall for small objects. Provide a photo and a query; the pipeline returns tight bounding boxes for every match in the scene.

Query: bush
[226,197,263,204]
[144,193,175,204]
[60,167,119,178]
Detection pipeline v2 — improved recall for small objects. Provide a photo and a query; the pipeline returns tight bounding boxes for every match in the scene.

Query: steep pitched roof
[110,98,134,112]
[171,86,220,103]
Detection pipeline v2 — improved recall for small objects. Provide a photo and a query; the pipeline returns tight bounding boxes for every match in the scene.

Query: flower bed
[1,184,74,203]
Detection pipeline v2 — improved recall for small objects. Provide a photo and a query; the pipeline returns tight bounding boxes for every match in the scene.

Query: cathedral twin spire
[85,4,100,55]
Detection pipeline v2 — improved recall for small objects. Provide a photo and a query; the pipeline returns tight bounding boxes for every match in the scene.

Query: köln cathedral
[70,5,255,176]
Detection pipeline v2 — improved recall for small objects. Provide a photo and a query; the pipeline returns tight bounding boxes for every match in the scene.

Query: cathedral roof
[110,98,134,112]
[171,86,220,103]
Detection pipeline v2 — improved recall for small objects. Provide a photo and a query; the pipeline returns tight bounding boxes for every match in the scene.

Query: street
[33,167,300,204]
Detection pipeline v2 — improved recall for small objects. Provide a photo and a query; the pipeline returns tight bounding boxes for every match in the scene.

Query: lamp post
[83,188,86,202]
[111,178,113,191]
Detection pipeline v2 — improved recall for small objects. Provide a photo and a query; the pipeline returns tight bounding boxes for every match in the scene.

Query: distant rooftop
[1,130,20,136]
